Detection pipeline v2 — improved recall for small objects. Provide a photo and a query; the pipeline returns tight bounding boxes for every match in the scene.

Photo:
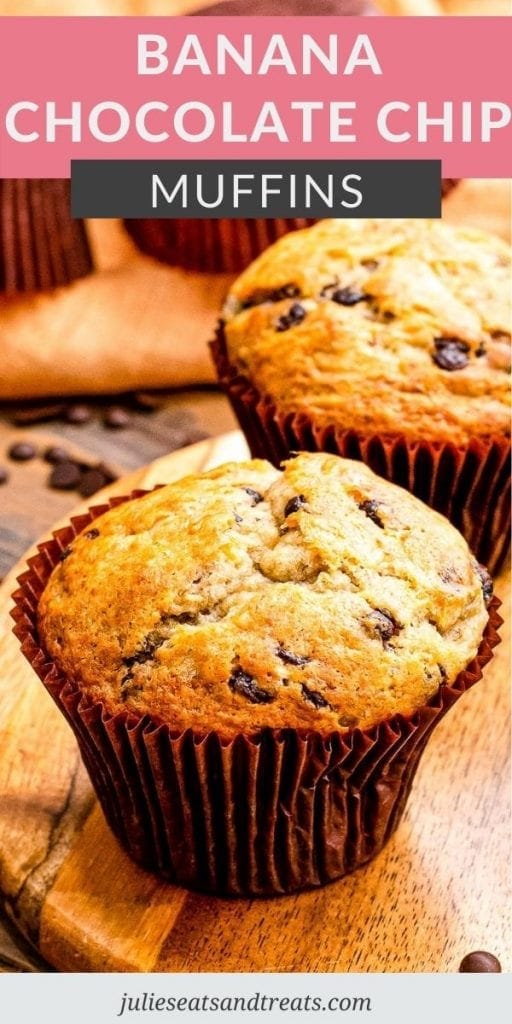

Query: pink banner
[1,16,510,178]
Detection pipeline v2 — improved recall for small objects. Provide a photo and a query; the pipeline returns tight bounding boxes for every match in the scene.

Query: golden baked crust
[222,219,511,445]
[38,454,489,738]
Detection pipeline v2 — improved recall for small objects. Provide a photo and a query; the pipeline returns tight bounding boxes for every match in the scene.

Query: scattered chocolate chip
[103,406,131,429]
[244,487,263,505]
[84,528,100,540]
[49,461,82,491]
[10,402,66,425]
[301,684,330,709]
[275,302,306,332]
[59,546,72,561]
[8,441,37,462]
[476,565,493,607]
[284,494,307,517]
[338,714,359,728]
[78,467,112,498]
[331,286,367,306]
[459,952,501,973]
[364,609,401,645]
[65,403,92,425]
[228,667,274,704]
[44,445,71,465]
[132,391,165,411]
[359,499,384,528]
[0,467,8,485]
[432,337,470,371]
[242,283,300,309]
[277,646,310,667]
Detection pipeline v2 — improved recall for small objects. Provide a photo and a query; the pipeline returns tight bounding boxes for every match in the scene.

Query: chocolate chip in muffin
[359,499,384,528]
[234,512,243,524]
[331,286,367,306]
[364,609,402,645]
[275,302,306,332]
[103,406,131,430]
[284,494,307,517]
[277,646,310,667]
[84,528,100,540]
[242,283,300,309]
[432,337,470,371]
[301,683,330,709]
[244,487,263,505]
[123,628,168,669]
[476,565,493,607]
[59,546,73,562]
[228,666,274,704]
[338,714,359,728]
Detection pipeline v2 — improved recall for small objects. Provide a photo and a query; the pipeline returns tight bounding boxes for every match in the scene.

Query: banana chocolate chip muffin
[18,452,498,895]
[213,218,511,573]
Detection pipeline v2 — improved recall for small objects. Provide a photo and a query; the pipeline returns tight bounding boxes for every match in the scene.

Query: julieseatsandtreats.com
[116,991,373,1016]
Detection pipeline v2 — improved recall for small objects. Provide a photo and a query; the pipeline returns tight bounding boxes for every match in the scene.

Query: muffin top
[222,219,511,445]
[38,453,490,738]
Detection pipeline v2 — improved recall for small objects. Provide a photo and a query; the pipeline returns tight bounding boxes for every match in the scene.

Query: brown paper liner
[11,493,501,896]
[211,328,511,576]
[0,180,93,296]
[124,218,318,275]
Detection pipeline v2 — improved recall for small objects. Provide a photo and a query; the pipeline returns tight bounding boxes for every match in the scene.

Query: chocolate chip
[459,952,501,973]
[275,302,306,332]
[476,565,493,607]
[49,461,82,491]
[242,284,300,309]
[228,667,274,704]
[44,446,71,465]
[103,406,131,429]
[475,341,486,357]
[359,499,384,528]
[277,646,310,667]
[438,664,448,683]
[65,403,92,424]
[244,487,263,505]
[59,546,72,561]
[84,528,100,540]
[364,609,401,645]
[338,714,359,728]
[78,467,111,498]
[432,337,470,371]
[234,513,243,524]
[8,442,37,462]
[301,684,330,709]
[330,286,366,306]
[10,402,65,425]
[284,494,307,517]
[123,629,167,670]
[0,467,8,485]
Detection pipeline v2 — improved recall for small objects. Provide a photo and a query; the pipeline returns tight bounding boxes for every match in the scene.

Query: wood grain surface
[0,431,510,974]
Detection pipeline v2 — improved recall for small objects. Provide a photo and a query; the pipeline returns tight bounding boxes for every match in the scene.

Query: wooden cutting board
[0,430,510,973]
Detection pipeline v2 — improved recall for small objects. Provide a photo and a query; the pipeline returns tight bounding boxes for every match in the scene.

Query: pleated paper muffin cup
[0,179,93,296]
[11,493,501,897]
[211,328,511,577]
[124,217,318,275]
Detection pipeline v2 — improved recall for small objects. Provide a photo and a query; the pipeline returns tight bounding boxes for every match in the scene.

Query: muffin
[123,0,375,275]
[13,453,499,895]
[0,180,93,296]
[212,218,511,574]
